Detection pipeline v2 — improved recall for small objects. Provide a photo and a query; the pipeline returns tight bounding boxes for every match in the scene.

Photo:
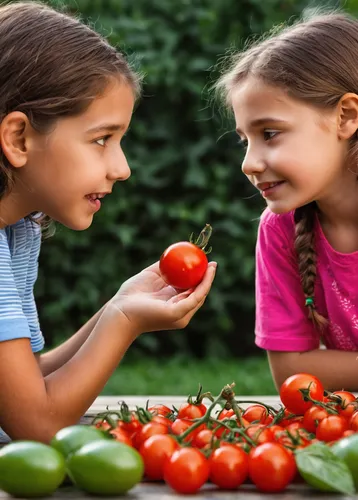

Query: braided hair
[294,203,327,328]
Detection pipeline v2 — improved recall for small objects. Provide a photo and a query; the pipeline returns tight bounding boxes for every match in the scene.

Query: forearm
[38,302,108,376]
[268,348,358,392]
[43,304,138,429]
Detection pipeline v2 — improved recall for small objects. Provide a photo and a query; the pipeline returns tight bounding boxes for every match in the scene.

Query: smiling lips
[85,192,109,212]
[256,181,285,198]
[86,193,108,201]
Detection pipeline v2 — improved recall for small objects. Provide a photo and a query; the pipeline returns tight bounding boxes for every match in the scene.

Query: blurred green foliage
[101,355,276,396]
[31,0,352,357]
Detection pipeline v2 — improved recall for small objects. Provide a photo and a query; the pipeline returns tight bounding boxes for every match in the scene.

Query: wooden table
[0,395,357,499]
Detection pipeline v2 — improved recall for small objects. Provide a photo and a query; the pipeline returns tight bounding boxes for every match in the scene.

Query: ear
[0,111,31,168]
[337,93,358,140]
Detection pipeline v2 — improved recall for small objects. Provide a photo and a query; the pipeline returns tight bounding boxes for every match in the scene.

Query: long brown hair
[0,1,141,231]
[215,11,358,327]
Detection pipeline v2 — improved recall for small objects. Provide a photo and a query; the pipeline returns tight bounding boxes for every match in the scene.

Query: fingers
[141,261,160,274]
[173,262,217,318]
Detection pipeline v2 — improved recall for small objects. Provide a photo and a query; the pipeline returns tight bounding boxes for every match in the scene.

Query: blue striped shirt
[0,218,44,352]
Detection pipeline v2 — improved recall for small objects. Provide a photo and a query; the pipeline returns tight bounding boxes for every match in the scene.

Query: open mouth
[85,193,107,211]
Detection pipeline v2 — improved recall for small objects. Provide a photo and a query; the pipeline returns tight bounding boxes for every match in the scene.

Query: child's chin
[266,202,293,215]
[62,216,93,231]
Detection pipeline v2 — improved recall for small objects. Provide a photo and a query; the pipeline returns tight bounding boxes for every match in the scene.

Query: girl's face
[17,79,135,230]
[232,77,349,214]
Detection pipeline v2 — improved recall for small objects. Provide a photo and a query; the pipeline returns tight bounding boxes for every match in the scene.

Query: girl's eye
[263,130,278,141]
[95,135,111,147]
[238,138,248,149]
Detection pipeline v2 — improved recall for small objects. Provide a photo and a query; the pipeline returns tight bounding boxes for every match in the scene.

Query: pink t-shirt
[255,208,358,352]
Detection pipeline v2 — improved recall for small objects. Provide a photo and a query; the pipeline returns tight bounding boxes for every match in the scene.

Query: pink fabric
[255,208,358,352]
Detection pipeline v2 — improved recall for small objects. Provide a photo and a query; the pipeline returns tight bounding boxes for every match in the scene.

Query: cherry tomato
[279,373,324,415]
[94,420,111,431]
[118,414,142,435]
[159,224,212,290]
[178,402,207,420]
[109,427,133,447]
[171,418,205,443]
[192,428,214,449]
[243,405,273,425]
[303,405,329,434]
[133,421,168,449]
[316,415,349,442]
[275,427,311,449]
[350,410,358,431]
[329,391,358,419]
[139,434,179,480]
[217,409,235,419]
[209,445,249,489]
[163,447,210,494]
[151,415,171,427]
[249,442,296,492]
[245,424,274,445]
[148,404,173,417]
[270,425,285,439]
[279,409,304,428]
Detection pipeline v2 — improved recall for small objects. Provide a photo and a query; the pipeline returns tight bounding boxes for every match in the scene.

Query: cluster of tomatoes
[93,373,358,495]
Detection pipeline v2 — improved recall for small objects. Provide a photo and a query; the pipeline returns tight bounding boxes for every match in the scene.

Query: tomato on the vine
[209,445,249,489]
[139,434,179,480]
[328,391,358,419]
[303,405,329,434]
[350,410,358,431]
[109,427,133,447]
[163,447,210,494]
[279,373,324,415]
[245,424,275,445]
[192,428,214,449]
[133,421,168,449]
[248,442,296,493]
[316,415,349,442]
[243,404,273,425]
[148,404,173,418]
[159,224,212,290]
[171,418,205,443]
[279,409,303,428]
[177,402,206,420]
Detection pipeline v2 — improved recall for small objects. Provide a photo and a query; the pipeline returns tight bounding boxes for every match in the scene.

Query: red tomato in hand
[160,242,208,290]
[159,224,212,290]
[279,373,324,415]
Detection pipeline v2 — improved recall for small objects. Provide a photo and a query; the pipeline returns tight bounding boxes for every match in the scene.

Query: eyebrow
[85,123,126,134]
[236,118,287,134]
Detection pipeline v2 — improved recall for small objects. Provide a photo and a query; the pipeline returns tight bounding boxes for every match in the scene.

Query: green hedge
[33,0,344,357]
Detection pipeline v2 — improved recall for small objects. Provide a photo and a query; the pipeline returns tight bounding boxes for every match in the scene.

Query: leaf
[295,442,355,495]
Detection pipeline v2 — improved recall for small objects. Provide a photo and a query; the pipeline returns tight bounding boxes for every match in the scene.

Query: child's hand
[110,261,217,335]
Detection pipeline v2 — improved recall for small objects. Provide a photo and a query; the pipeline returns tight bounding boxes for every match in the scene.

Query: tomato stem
[234,399,279,415]
[190,224,213,254]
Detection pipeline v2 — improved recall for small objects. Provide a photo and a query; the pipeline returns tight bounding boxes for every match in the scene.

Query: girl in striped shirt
[0,2,216,442]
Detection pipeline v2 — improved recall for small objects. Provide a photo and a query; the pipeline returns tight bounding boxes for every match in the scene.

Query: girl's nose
[241,148,266,176]
[107,151,131,181]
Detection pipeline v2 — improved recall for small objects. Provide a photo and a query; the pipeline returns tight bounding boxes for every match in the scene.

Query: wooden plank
[86,395,282,415]
[0,395,357,498]
[0,481,354,499]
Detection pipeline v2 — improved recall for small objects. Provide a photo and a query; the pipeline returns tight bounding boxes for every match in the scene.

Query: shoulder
[257,208,295,243]
[259,207,294,230]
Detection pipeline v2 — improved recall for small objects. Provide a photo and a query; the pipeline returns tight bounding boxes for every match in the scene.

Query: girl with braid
[216,11,358,391]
